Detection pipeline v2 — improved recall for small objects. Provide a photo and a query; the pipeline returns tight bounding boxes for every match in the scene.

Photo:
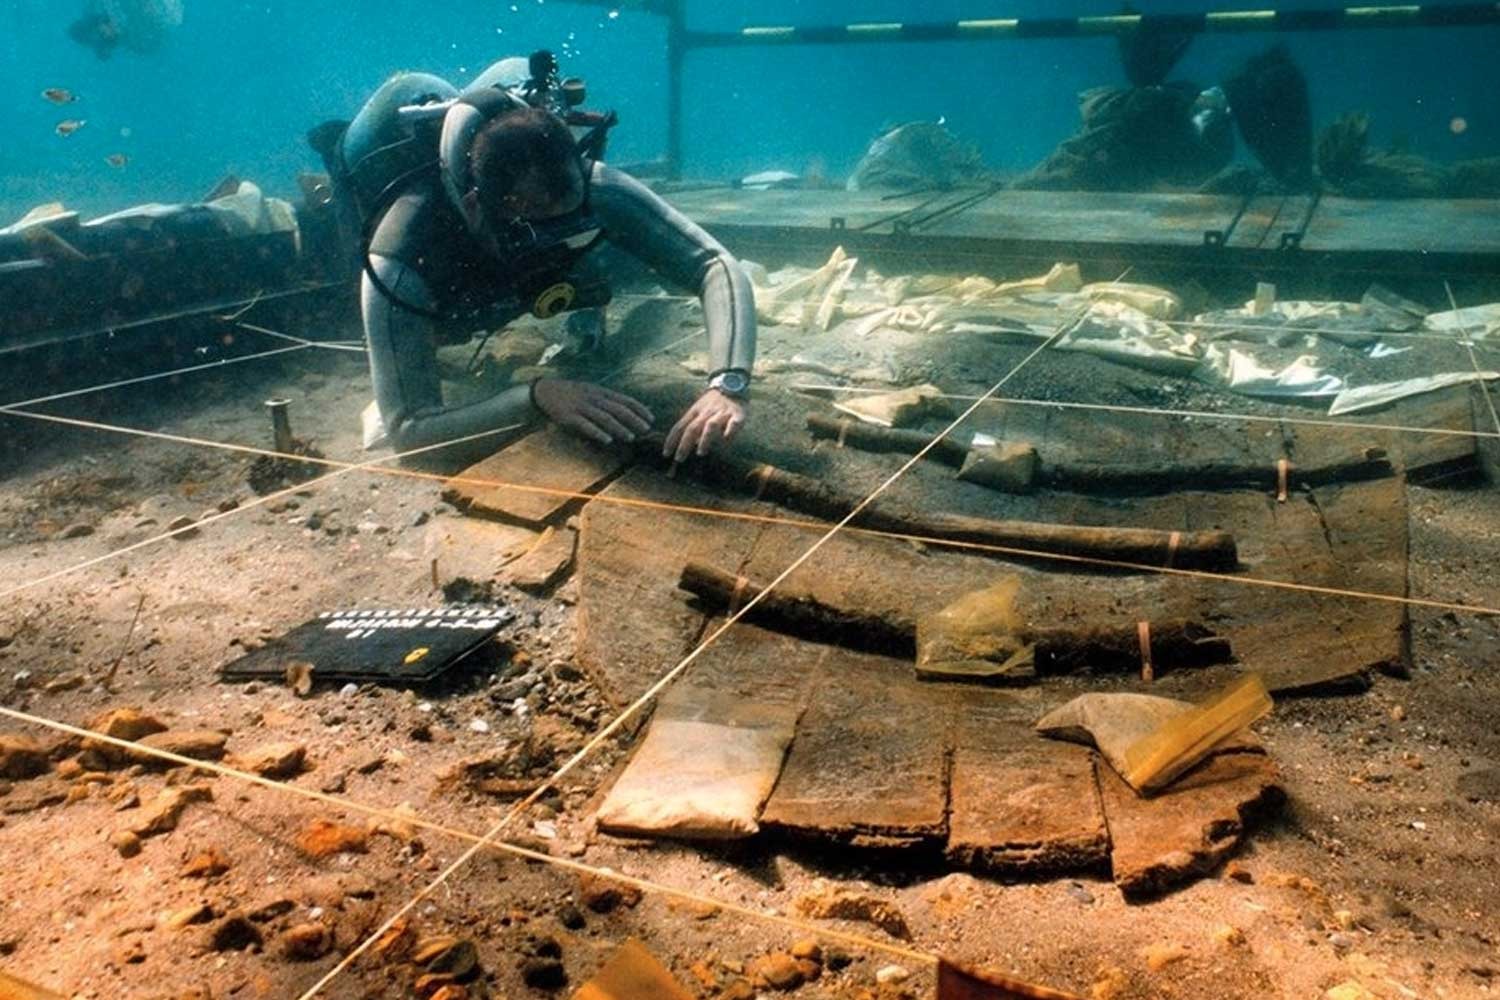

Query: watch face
[718,371,749,394]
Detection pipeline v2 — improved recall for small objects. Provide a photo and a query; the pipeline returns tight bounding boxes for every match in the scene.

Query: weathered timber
[678,561,914,655]
[683,455,1240,570]
[807,411,1393,494]
[758,648,950,847]
[946,699,1110,875]
[1099,750,1284,898]
[806,413,968,467]
[444,424,626,526]
[574,469,769,706]
[679,560,1232,675]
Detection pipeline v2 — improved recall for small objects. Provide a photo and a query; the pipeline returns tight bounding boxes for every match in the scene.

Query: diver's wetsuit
[362,162,756,452]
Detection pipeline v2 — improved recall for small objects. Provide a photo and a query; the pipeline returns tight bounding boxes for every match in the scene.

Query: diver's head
[465,105,586,230]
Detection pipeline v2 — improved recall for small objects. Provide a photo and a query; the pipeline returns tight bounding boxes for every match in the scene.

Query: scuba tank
[310,52,618,324]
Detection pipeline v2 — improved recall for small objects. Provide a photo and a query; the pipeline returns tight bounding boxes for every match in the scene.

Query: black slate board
[219,606,510,684]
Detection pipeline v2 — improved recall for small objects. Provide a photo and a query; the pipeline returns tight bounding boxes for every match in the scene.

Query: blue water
[3,0,1496,221]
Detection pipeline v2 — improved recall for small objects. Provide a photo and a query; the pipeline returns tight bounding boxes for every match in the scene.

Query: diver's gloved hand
[664,389,748,463]
[531,378,654,446]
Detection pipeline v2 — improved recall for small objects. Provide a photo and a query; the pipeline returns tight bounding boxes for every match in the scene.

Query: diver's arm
[362,254,536,452]
[590,162,756,377]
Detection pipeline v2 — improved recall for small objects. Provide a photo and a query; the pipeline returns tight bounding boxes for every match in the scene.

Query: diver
[314,54,755,463]
[1013,15,1235,192]
[1013,12,1314,194]
[68,0,183,59]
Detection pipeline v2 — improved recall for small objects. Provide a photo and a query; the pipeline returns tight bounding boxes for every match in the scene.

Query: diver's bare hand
[664,389,748,463]
[532,378,654,445]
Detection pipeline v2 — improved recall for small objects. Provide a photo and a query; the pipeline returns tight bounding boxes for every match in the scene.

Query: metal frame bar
[683,4,1500,49]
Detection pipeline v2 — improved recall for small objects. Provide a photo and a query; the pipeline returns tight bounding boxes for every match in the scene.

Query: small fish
[42,88,78,104]
[104,153,129,168]
[55,119,87,137]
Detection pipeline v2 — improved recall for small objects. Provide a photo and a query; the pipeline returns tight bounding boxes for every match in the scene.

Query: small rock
[296,819,368,858]
[1325,982,1377,1000]
[284,662,315,698]
[1223,861,1254,884]
[337,683,359,699]
[1065,881,1095,905]
[579,873,643,913]
[247,898,295,923]
[131,784,212,837]
[167,515,200,539]
[824,948,853,971]
[217,497,241,513]
[790,940,822,963]
[164,903,215,930]
[557,904,586,930]
[280,923,331,961]
[110,830,142,857]
[0,735,49,780]
[89,707,167,743]
[1092,964,1128,1000]
[413,936,479,979]
[793,885,911,940]
[1141,943,1189,972]
[428,987,468,1000]
[136,730,228,763]
[751,953,805,991]
[208,914,263,952]
[719,980,755,1000]
[1212,925,1246,948]
[319,770,348,794]
[468,719,490,734]
[235,741,307,779]
[1390,705,1406,722]
[182,848,231,878]
[59,523,96,539]
[875,964,909,985]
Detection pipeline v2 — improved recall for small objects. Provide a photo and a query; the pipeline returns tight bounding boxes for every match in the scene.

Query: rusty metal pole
[265,398,294,454]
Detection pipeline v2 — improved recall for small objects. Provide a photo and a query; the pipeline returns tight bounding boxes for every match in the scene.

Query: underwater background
[3,0,1496,222]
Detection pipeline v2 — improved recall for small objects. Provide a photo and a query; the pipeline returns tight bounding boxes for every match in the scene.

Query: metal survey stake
[265,397,294,453]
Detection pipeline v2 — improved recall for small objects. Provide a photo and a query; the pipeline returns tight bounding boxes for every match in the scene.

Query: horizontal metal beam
[684,4,1500,48]
[553,0,679,17]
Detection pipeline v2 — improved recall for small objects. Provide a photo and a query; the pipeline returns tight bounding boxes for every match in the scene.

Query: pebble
[296,819,369,858]
[413,936,479,979]
[136,730,228,762]
[557,904,586,930]
[131,784,213,837]
[235,741,308,779]
[1065,881,1095,905]
[579,874,643,913]
[338,683,359,699]
[280,923,331,961]
[89,707,167,742]
[752,953,805,991]
[182,848,231,878]
[0,735,49,780]
[1142,943,1190,971]
[790,940,822,963]
[59,523,95,539]
[875,964,910,985]
[1223,861,1254,884]
[164,903,214,931]
[468,719,491,734]
[1212,925,1246,948]
[167,515,200,539]
[109,830,142,858]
